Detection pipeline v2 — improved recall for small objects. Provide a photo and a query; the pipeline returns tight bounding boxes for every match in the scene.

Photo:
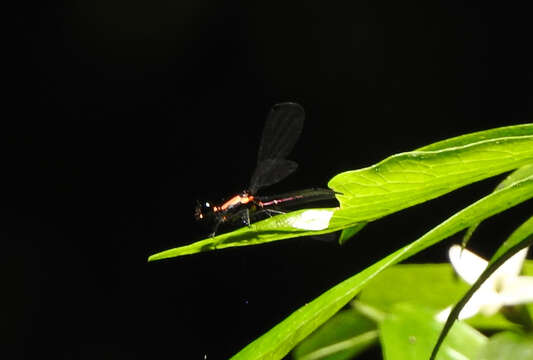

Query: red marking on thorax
[217,193,255,212]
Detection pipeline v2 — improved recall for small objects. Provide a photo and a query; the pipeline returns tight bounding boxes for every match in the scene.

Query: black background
[3,1,532,359]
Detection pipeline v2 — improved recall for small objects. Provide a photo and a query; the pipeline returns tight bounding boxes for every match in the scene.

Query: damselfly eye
[194,201,209,220]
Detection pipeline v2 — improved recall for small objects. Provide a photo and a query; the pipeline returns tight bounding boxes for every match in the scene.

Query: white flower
[437,244,533,321]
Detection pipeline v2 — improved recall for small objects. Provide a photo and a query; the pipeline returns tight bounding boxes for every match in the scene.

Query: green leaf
[358,264,469,312]
[230,175,533,360]
[380,304,486,360]
[148,208,338,261]
[414,124,533,151]
[493,163,533,191]
[338,223,367,245]
[462,163,533,248]
[430,214,533,360]
[489,215,533,265]
[358,263,519,331]
[475,332,533,360]
[292,309,378,360]
[523,260,533,276]
[329,135,533,225]
[150,128,533,261]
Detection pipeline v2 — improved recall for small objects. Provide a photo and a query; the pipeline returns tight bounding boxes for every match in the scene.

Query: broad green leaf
[358,263,519,331]
[329,135,533,225]
[358,264,468,312]
[475,332,533,360]
[419,123,533,256]
[292,309,378,360]
[380,304,486,360]
[150,130,533,261]
[231,176,533,360]
[431,215,533,360]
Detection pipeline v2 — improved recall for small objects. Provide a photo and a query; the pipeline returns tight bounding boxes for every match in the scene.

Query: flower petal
[492,248,529,280]
[500,276,533,305]
[449,245,488,285]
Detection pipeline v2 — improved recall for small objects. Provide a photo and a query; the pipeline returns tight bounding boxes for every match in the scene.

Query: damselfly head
[194,200,211,221]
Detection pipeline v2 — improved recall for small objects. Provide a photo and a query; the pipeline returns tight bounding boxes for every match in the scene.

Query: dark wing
[248,102,305,193]
[249,159,298,194]
[256,102,305,162]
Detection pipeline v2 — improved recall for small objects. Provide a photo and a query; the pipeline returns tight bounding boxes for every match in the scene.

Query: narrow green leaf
[462,163,533,248]
[493,164,533,192]
[490,215,533,263]
[523,260,533,275]
[430,214,533,360]
[338,223,367,245]
[231,176,533,360]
